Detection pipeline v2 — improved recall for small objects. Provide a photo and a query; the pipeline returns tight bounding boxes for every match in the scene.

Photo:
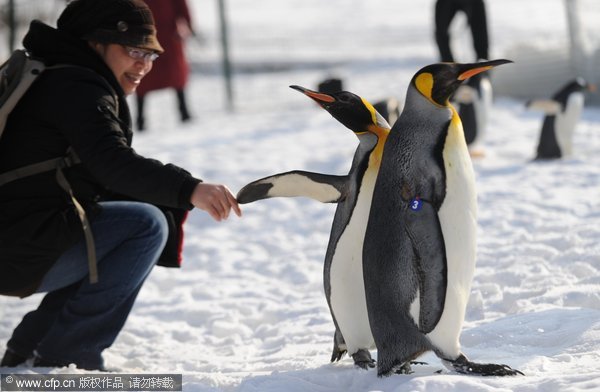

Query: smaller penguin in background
[527,77,596,160]
[451,71,492,157]
[373,97,402,127]
[317,77,402,126]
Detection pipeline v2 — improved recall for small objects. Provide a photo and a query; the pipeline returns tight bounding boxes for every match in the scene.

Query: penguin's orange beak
[588,84,597,93]
[290,85,336,104]
[457,59,513,81]
[458,66,493,81]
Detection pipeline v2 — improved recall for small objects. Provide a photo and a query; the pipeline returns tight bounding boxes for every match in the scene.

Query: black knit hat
[57,0,163,53]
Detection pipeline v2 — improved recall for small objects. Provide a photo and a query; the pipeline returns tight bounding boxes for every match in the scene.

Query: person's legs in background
[435,0,460,62]
[176,89,191,122]
[136,94,146,131]
[466,0,489,60]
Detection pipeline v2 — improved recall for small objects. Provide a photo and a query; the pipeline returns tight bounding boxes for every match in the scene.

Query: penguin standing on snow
[527,77,594,160]
[363,59,523,377]
[452,72,492,156]
[237,86,390,369]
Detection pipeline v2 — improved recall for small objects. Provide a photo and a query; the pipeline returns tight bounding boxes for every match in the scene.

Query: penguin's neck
[402,87,453,141]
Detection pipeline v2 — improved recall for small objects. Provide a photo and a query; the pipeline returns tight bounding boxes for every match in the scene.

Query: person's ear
[88,41,105,54]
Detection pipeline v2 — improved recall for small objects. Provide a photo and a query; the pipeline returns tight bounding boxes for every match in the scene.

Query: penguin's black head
[560,77,596,95]
[412,59,512,106]
[290,85,390,133]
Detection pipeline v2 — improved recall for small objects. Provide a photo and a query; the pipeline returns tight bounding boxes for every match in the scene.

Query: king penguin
[452,71,492,157]
[237,86,391,369]
[362,60,523,377]
[527,77,594,160]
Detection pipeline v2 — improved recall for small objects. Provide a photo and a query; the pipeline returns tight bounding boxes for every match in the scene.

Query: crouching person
[0,0,241,371]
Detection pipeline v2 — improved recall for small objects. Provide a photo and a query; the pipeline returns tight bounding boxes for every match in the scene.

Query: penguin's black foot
[385,361,427,375]
[449,354,524,376]
[392,362,413,375]
[352,349,375,370]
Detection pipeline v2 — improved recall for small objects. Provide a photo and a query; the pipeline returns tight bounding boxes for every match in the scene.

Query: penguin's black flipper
[404,199,447,333]
[237,171,348,204]
[363,203,434,377]
[447,354,524,376]
[330,328,347,362]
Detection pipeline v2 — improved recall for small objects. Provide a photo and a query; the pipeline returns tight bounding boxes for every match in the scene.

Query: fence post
[217,0,234,112]
[8,0,16,52]
[564,0,587,78]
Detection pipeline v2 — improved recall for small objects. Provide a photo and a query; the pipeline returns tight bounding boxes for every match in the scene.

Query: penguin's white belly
[329,169,378,355]
[555,93,584,157]
[423,120,477,358]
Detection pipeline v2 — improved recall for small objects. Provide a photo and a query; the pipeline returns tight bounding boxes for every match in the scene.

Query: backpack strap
[55,159,98,284]
[0,147,98,284]
[0,150,79,187]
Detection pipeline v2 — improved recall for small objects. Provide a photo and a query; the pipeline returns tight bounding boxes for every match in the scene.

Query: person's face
[92,43,155,95]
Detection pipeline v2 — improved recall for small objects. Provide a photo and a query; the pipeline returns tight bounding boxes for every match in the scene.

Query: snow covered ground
[1,0,600,391]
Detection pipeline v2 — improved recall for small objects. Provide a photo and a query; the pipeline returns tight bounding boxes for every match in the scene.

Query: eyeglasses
[123,46,159,62]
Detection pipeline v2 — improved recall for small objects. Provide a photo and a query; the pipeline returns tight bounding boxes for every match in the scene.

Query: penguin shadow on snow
[237,60,524,378]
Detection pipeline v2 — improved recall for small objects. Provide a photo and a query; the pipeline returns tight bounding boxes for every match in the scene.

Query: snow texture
[1,0,600,391]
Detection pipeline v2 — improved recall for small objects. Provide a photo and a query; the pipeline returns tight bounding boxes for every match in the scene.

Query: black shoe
[1,348,28,367]
[137,117,146,131]
[181,111,192,122]
[176,89,192,122]
[33,354,107,372]
[32,354,65,368]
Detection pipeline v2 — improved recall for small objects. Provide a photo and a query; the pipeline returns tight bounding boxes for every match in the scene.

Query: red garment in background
[137,0,192,96]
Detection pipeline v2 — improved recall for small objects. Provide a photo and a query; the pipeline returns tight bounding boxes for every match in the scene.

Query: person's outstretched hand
[191,183,242,221]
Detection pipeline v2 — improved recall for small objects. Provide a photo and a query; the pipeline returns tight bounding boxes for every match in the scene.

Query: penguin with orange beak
[363,60,523,376]
[237,86,391,370]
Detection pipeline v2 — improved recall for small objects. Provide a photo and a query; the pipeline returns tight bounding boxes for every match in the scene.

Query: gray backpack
[0,50,98,283]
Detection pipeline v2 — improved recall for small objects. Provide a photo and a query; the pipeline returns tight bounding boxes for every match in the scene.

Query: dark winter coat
[135,0,191,95]
[0,21,200,298]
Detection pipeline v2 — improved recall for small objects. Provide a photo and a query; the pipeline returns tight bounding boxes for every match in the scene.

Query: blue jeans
[6,201,168,370]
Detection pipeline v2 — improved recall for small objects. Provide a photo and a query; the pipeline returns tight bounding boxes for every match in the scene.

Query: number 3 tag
[410,197,422,211]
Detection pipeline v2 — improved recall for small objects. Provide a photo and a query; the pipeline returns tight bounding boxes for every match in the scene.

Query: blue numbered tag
[409,197,423,211]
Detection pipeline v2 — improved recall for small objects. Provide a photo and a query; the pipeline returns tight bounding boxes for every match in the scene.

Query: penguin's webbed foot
[351,349,375,370]
[392,362,413,375]
[390,361,427,374]
[449,354,524,376]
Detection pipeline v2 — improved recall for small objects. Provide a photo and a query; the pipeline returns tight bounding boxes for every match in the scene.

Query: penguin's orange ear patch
[458,66,492,81]
[415,72,434,100]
